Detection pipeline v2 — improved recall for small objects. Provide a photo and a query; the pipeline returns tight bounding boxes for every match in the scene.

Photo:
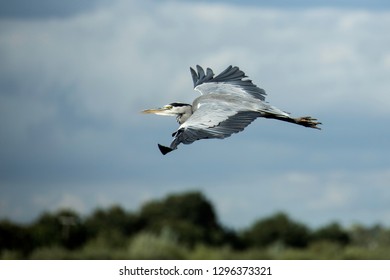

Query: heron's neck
[176,105,193,124]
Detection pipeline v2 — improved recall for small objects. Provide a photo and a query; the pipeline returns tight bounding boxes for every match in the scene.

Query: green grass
[5,233,388,260]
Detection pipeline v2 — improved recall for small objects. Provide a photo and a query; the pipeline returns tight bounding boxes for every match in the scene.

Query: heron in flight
[143,65,321,155]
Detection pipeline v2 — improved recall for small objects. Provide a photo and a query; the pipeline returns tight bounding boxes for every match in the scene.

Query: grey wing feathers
[190,65,214,87]
[169,109,261,149]
[211,111,261,136]
[190,65,267,101]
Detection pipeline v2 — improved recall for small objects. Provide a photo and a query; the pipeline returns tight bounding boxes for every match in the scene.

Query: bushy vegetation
[1,191,390,259]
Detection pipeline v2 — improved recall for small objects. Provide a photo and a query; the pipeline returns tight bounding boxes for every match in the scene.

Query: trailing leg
[262,113,321,129]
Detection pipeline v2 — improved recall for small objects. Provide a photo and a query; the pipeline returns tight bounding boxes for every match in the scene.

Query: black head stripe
[169,102,191,107]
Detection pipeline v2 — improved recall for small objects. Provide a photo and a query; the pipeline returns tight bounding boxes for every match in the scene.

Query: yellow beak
[141,108,166,114]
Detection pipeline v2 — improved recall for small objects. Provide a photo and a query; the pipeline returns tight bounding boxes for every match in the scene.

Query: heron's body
[143,65,321,155]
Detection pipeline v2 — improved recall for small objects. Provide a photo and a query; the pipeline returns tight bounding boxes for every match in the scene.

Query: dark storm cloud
[0,0,107,18]
[2,0,389,20]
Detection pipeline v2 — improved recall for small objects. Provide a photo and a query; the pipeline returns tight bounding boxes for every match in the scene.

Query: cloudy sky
[1,0,390,229]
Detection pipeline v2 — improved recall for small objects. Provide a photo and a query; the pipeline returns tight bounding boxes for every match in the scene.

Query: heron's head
[142,102,193,124]
[142,102,192,116]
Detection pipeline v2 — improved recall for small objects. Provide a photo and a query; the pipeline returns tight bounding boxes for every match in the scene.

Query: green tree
[84,205,141,248]
[85,205,140,235]
[349,224,388,248]
[311,222,350,246]
[0,219,33,257]
[30,209,86,250]
[139,191,227,246]
[242,212,310,248]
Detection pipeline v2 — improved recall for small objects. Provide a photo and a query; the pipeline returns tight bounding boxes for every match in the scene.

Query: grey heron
[143,65,321,155]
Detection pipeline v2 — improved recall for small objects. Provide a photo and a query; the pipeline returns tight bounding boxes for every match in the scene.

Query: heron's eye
[165,105,173,110]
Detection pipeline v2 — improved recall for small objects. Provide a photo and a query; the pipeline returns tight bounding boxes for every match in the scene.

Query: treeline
[1,191,390,259]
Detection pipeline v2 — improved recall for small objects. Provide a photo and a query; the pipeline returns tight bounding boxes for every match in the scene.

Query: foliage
[139,191,227,246]
[1,191,390,260]
[242,212,310,249]
[29,209,87,250]
[311,222,350,245]
[128,231,187,259]
[0,219,33,255]
[84,205,141,239]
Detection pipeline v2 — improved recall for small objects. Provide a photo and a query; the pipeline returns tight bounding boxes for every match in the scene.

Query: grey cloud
[0,0,109,19]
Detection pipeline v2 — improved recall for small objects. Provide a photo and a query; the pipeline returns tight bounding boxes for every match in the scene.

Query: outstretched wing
[190,65,267,101]
[169,101,261,150]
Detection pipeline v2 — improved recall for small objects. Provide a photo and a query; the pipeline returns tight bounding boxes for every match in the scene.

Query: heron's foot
[158,144,174,155]
[295,116,322,130]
